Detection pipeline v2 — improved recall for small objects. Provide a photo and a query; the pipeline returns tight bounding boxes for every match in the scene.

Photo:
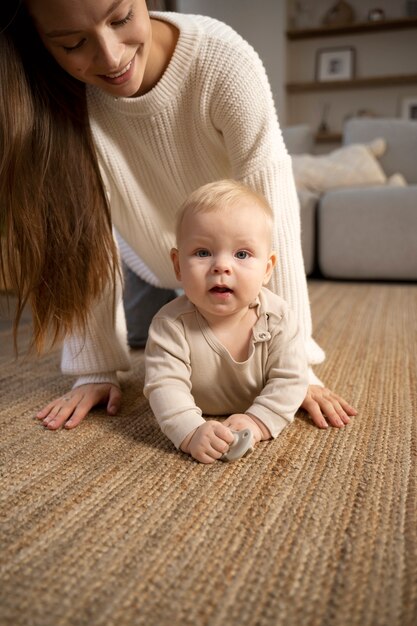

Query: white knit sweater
[61,12,325,387]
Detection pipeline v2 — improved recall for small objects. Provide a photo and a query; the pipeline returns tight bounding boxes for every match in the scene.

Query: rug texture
[1,281,416,626]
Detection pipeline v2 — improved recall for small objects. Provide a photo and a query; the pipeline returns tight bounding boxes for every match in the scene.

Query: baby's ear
[263,252,277,285]
[170,248,181,281]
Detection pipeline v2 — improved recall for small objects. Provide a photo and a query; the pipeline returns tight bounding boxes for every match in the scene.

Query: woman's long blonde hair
[0,3,119,353]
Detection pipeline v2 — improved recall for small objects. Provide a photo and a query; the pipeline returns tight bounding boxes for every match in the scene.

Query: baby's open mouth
[210,286,233,293]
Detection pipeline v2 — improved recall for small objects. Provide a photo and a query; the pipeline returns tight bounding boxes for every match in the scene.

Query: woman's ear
[262,252,277,285]
[170,248,181,281]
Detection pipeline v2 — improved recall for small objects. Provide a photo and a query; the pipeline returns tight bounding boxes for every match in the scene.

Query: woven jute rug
[1,281,416,626]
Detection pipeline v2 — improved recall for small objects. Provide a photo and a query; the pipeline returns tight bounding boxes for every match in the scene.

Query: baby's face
[171,201,276,323]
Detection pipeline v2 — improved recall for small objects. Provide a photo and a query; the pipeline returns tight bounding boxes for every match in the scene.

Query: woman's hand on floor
[302,385,357,429]
[35,383,122,430]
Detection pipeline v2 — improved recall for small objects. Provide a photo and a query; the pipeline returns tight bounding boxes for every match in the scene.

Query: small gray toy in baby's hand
[221,429,254,462]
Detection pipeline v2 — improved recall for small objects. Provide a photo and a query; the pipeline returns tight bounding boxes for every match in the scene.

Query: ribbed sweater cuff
[72,372,120,389]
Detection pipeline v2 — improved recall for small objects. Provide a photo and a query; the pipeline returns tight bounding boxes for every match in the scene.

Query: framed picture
[315,47,355,82]
[401,97,417,121]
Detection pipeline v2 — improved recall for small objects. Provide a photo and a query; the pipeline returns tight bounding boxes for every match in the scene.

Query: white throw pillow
[291,138,407,193]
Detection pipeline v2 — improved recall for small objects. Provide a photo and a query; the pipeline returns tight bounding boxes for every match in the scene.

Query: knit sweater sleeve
[208,35,325,374]
[60,268,131,388]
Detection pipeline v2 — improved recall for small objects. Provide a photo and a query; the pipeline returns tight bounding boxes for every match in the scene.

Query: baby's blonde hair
[176,179,274,245]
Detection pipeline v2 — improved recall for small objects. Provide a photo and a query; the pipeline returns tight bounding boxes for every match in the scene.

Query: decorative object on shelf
[316,47,356,82]
[322,1,355,26]
[406,1,417,17]
[291,1,313,30]
[367,8,386,22]
[317,103,331,134]
[401,97,417,120]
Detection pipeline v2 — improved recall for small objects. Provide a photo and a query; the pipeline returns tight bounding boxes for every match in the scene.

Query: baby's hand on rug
[223,413,270,443]
[301,385,357,429]
[35,383,122,430]
[180,421,235,464]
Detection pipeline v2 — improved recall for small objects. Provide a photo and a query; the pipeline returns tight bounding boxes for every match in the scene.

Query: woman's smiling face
[26,0,152,97]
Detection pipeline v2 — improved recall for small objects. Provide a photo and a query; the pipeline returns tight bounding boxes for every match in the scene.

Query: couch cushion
[344,118,417,184]
[318,186,417,280]
[291,139,406,193]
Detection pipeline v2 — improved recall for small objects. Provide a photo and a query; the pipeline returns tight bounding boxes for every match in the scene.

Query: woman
[0,0,357,430]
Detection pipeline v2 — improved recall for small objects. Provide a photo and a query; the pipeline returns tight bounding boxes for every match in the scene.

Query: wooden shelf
[287,73,417,93]
[314,132,342,143]
[287,16,417,40]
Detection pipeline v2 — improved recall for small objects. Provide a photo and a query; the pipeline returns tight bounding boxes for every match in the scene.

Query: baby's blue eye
[196,249,210,257]
[235,250,249,259]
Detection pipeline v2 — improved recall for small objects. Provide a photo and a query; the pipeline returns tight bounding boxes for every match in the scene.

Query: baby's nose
[212,257,231,274]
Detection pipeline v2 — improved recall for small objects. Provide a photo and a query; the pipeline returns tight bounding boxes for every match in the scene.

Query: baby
[144,179,309,463]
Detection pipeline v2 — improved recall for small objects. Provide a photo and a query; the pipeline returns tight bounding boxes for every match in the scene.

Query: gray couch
[281,124,318,276]
[283,119,417,280]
